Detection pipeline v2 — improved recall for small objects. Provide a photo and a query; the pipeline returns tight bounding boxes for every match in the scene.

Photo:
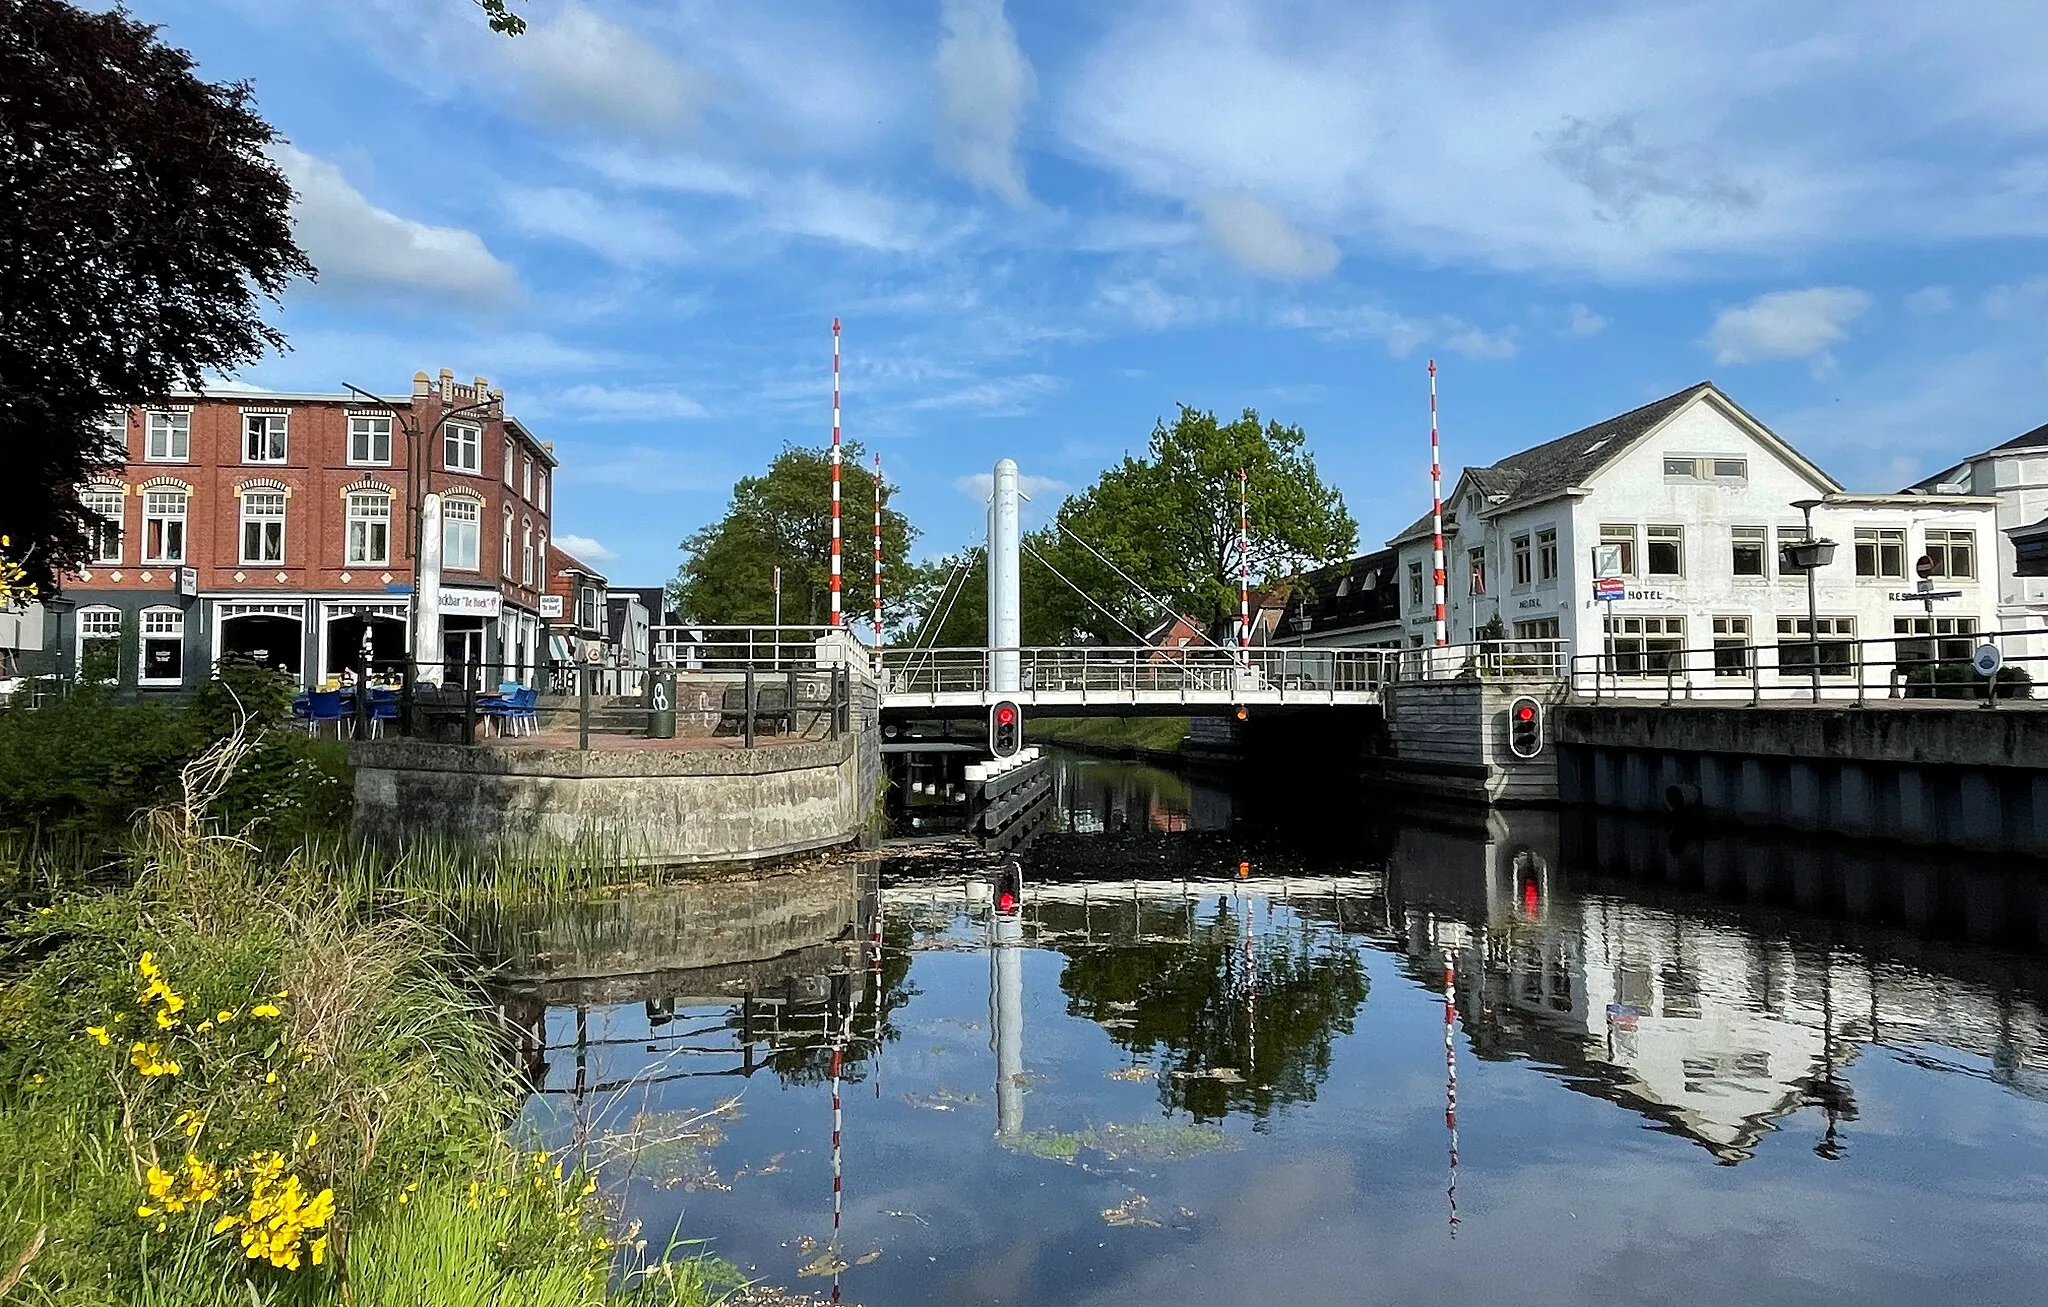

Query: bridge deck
[879,645,1393,714]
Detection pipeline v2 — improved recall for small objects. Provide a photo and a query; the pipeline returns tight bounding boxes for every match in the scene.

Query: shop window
[1893,615,1977,666]
[1778,616,1856,676]
[139,608,184,686]
[1609,615,1684,675]
[78,607,122,682]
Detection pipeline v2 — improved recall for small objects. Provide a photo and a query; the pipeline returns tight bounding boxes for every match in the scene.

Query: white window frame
[145,411,189,462]
[445,423,482,475]
[521,520,535,587]
[1467,546,1487,597]
[242,412,288,464]
[1646,525,1684,578]
[443,498,481,571]
[536,531,547,585]
[239,490,286,565]
[348,413,393,466]
[1510,534,1532,589]
[501,506,514,576]
[537,468,548,514]
[1923,528,1976,580]
[142,489,187,564]
[1712,615,1752,677]
[1536,529,1558,583]
[77,606,123,682]
[523,456,534,503]
[502,437,515,486]
[345,492,392,566]
[98,411,130,457]
[1855,527,1906,579]
[1731,525,1768,579]
[84,486,125,565]
[138,606,186,687]
[1600,524,1637,577]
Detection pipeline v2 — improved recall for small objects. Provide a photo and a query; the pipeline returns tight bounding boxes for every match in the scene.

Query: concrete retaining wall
[1376,679,1561,803]
[1556,703,2048,856]
[350,733,864,865]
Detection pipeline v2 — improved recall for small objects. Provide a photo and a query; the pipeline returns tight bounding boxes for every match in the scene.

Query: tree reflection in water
[1045,896,1370,1120]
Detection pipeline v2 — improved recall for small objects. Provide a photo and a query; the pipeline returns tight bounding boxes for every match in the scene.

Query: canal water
[491,751,2048,1306]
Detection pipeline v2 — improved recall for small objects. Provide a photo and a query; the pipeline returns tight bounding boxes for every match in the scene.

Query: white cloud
[506,187,691,265]
[553,533,616,564]
[1198,191,1339,279]
[1275,302,1515,360]
[1707,287,1873,364]
[1905,285,1954,315]
[504,4,705,138]
[1561,302,1609,337]
[1444,325,1520,360]
[1983,277,2048,320]
[528,384,711,422]
[953,471,1071,502]
[271,145,514,306]
[1059,0,2048,278]
[934,0,1036,205]
[910,374,1064,416]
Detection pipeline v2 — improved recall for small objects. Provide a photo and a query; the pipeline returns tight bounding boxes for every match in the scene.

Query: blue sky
[131,0,2048,584]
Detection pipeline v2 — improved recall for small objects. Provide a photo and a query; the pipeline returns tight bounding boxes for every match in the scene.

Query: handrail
[1564,623,2048,704]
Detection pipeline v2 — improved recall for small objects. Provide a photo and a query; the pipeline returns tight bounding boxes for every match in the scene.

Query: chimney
[473,376,488,392]
[438,367,453,401]
[412,371,431,399]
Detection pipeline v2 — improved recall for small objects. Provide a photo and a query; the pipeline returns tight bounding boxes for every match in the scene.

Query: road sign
[1593,576,1626,602]
[1973,643,2004,677]
[1916,553,1937,580]
[1592,544,1624,580]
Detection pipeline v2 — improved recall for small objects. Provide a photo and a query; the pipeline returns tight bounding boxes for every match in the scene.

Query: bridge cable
[895,553,972,689]
[1054,522,1231,651]
[1022,541,1175,651]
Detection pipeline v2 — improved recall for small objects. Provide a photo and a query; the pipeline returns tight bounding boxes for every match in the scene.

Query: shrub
[1900,659,2032,700]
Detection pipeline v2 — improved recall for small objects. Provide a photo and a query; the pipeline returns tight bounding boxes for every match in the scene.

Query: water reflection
[479,757,2048,1306]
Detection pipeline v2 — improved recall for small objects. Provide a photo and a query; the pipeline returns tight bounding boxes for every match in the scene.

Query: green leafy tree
[672,444,917,628]
[1,0,313,594]
[1027,406,1357,644]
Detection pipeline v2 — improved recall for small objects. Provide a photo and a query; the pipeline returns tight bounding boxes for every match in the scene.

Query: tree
[476,0,527,35]
[672,444,917,628]
[1,0,313,594]
[1027,406,1357,643]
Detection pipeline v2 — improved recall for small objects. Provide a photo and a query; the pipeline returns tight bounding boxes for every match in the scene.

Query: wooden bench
[716,683,796,736]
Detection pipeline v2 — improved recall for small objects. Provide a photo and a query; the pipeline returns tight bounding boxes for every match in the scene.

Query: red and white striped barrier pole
[1430,359,1446,648]
[1238,467,1251,661]
[872,454,883,647]
[830,318,843,627]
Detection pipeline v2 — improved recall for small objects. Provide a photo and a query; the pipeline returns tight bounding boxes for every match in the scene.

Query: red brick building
[49,368,558,690]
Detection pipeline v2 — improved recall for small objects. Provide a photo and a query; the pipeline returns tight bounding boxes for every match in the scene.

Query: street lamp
[343,382,500,686]
[1783,498,1838,703]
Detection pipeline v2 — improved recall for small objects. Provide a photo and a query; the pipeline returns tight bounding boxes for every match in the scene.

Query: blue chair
[511,686,540,736]
[368,688,399,738]
[307,690,348,738]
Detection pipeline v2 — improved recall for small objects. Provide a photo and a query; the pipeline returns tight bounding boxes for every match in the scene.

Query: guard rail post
[462,672,476,747]
[744,666,756,749]
[577,665,590,751]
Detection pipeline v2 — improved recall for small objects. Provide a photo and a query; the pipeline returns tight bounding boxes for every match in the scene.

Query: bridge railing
[647,624,842,671]
[879,645,1397,699]
[1567,625,2048,704]
[1381,639,1568,683]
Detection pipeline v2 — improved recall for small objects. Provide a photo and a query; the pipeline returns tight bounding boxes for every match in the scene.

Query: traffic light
[994,862,1023,915]
[989,699,1022,757]
[1507,696,1543,759]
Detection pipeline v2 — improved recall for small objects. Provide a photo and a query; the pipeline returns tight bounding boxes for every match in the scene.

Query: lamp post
[343,383,500,683]
[1785,499,1837,703]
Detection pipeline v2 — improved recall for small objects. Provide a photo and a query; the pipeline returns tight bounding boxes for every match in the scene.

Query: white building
[1384,382,2000,694]
[1910,418,2048,640]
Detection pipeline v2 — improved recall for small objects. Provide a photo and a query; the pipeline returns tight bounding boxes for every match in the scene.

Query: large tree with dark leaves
[0,0,312,595]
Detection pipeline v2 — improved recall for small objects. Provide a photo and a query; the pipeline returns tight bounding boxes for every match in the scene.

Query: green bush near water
[1028,716,1191,757]
[0,731,736,1303]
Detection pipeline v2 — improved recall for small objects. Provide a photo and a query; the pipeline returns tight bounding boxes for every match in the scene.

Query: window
[1712,615,1751,677]
[78,608,122,682]
[521,520,534,587]
[1646,525,1684,577]
[1600,524,1637,576]
[1855,528,1905,579]
[243,413,287,463]
[349,414,392,465]
[1514,618,1560,641]
[577,584,601,631]
[537,532,547,585]
[1731,526,1768,578]
[446,423,482,474]
[142,490,186,563]
[1778,616,1856,677]
[346,492,391,566]
[537,469,548,514]
[1663,457,1699,479]
[139,608,184,686]
[1924,529,1976,580]
[501,506,514,576]
[98,411,129,455]
[1776,524,1810,577]
[1408,561,1425,606]
[146,412,189,462]
[443,499,480,570]
[1709,458,1748,481]
[502,438,515,486]
[84,487,124,564]
[240,491,285,564]
[1610,615,1685,675]
[1468,547,1487,596]
[1536,529,1558,583]
[1894,616,1977,666]
[523,456,533,503]
[1511,535,1533,587]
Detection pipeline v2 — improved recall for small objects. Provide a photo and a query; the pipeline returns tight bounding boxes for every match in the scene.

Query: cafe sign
[438,587,502,617]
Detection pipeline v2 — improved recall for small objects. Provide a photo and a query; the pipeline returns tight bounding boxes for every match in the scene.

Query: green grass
[1027,716,1191,756]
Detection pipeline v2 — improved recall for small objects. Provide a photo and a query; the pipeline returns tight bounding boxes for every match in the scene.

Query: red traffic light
[997,891,1017,914]
[1516,703,1536,723]
[996,704,1016,726]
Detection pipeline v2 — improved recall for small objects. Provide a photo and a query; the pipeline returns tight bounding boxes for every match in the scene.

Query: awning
[547,635,572,662]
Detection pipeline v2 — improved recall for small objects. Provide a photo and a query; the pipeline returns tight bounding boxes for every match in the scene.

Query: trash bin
[646,670,677,739]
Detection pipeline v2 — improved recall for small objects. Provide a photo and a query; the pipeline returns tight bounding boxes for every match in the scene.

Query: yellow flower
[274,989,290,1000]
[249,1003,282,1019]
[129,1041,180,1078]
[216,1010,234,1024]
[195,1020,212,1034]
[177,1109,205,1139]
[154,1007,178,1030]
[138,952,160,981]
[310,1235,327,1266]
[264,1071,277,1085]
[85,1026,110,1046]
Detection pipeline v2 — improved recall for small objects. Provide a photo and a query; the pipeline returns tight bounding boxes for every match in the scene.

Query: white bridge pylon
[879,458,1389,712]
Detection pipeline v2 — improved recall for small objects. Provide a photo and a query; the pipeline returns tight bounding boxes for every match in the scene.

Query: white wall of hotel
[1916,431,2048,649]
[1388,393,2001,689]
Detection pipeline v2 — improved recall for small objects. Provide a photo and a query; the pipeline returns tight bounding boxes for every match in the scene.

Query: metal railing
[881,645,1393,701]
[648,624,840,672]
[1381,638,1568,683]
[1568,625,2045,705]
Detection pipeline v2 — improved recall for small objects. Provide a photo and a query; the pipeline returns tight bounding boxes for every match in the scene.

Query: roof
[551,548,608,584]
[1994,419,2048,453]
[1278,548,1401,637]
